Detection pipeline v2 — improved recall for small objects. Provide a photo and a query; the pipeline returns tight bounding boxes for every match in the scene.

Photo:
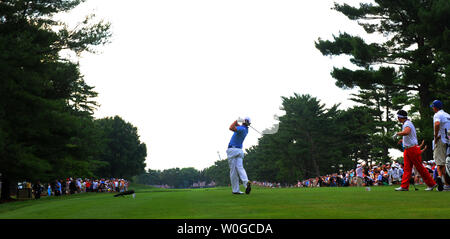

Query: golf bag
[113,190,135,197]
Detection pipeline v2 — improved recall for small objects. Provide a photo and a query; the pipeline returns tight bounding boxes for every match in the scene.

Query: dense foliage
[0,0,146,200]
[315,0,450,161]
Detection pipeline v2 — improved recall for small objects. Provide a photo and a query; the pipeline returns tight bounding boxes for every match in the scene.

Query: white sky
[59,0,399,171]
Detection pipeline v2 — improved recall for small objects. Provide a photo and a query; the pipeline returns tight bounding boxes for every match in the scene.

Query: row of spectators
[251,160,437,188]
[31,178,129,199]
[299,164,401,188]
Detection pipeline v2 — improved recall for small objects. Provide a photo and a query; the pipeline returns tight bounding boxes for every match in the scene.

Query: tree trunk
[383,90,392,162]
[306,132,321,177]
[418,81,433,162]
[416,35,434,162]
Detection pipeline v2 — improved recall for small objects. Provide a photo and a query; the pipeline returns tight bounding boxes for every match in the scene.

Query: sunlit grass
[1,184,449,219]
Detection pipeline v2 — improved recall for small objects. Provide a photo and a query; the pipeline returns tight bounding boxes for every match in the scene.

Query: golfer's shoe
[425,184,438,191]
[245,182,252,195]
[443,185,450,191]
[232,191,244,195]
[395,187,408,191]
[436,177,444,191]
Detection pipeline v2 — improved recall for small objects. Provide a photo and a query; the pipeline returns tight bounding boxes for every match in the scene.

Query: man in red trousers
[394,110,437,191]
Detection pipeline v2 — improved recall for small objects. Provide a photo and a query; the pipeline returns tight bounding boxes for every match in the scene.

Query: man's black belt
[228,145,242,149]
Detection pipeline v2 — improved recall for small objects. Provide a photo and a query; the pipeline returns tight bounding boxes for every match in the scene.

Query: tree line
[0,0,147,201]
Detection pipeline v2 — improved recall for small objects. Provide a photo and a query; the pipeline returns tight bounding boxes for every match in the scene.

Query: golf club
[237,117,279,135]
[249,124,279,135]
[249,125,262,135]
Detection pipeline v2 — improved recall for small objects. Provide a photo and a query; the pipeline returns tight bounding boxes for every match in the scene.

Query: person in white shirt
[387,166,394,185]
[76,179,82,193]
[93,180,98,192]
[394,110,437,191]
[355,164,364,187]
[391,164,402,184]
[430,100,450,191]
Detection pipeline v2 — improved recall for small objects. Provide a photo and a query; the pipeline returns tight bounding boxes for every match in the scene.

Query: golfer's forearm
[229,120,239,132]
[397,127,411,136]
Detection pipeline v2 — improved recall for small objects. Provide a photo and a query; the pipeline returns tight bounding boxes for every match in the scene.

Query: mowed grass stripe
[0,184,449,219]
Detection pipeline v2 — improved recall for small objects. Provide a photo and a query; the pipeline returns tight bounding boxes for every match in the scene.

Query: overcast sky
[59,0,391,171]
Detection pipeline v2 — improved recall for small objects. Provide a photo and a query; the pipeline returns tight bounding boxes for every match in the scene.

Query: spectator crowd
[31,178,129,199]
[251,160,438,189]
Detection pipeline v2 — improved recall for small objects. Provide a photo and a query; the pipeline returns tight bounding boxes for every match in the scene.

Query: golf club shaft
[249,125,262,135]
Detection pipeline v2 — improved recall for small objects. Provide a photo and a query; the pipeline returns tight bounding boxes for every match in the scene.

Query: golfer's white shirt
[402,120,418,147]
[433,110,450,144]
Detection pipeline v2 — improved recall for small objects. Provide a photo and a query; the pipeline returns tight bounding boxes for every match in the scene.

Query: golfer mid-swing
[227,117,252,195]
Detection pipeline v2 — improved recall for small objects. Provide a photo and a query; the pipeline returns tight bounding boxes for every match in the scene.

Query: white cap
[357,164,361,167]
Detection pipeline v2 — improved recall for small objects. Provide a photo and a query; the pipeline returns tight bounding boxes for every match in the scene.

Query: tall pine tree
[0,0,111,200]
[315,0,450,161]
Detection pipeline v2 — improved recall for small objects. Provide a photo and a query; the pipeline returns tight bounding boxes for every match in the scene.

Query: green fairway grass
[1,184,449,219]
